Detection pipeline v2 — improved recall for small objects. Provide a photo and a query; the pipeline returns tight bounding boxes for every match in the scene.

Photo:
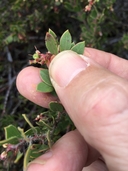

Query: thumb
[49,50,128,171]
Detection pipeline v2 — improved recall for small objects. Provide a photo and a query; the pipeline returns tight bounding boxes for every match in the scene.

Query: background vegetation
[0,0,128,170]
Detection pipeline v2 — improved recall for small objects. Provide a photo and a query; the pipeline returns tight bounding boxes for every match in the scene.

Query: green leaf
[38,120,52,129]
[48,29,57,40]
[29,144,49,159]
[25,127,41,136]
[60,30,72,51]
[14,151,23,163]
[0,136,19,145]
[32,144,49,153]
[23,144,49,170]
[90,8,98,19]
[45,32,58,55]
[71,42,75,48]
[4,34,14,44]
[37,82,54,93]
[71,41,85,54]
[23,145,32,171]
[51,90,57,97]
[64,2,75,12]
[18,127,29,142]
[49,101,64,112]
[22,114,37,134]
[46,130,52,148]
[4,125,21,139]
[40,69,52,86]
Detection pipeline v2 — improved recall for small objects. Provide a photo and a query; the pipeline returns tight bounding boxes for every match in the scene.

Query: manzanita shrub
[0,0,128,170]
[0,29,85,170]
[0,0,127,55]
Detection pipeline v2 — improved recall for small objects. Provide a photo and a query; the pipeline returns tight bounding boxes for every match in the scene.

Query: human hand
[16,48,128,171]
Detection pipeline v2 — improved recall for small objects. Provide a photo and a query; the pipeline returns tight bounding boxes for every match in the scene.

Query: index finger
[16,66,57,108]
[84,48,128,79]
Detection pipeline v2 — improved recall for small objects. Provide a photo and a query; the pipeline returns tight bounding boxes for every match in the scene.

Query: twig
[2,76,16,116]
[10,100,22,115]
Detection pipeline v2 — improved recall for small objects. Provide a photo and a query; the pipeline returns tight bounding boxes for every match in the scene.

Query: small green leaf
[38,120,52,129]
[64,2,74,12]
[45,32,58,55]
[37,82,54,93]
[32,144,49,153]
[22,114,37,133]
[40,69,52,86]
[23,145,32,171]
[0,136,19,145]
[18,127,29,142]
[4,125,21,139]
[48,29,57,40]
[51,90,57,97]
[4,34,14,44]
[14,151,23,163]
[71,42,75,48]
[60,30,72,51]
[49,101,64,112]
[46,130,52,148]
[29,149,40,159]
[29,144,49,159]
[71,41,85,54]
[25,127,41,136]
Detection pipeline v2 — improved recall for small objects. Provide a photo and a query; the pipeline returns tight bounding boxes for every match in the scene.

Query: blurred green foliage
[0,0,127,56]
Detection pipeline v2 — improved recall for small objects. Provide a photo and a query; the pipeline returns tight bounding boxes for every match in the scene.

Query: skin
[16,48,128,171]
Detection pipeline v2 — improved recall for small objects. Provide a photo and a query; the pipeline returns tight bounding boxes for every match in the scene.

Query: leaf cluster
[35,29,85,93]
[0,102,74,170]
[46,29,85,55]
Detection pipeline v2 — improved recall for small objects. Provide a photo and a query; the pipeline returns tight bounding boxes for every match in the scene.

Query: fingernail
[25,151,52,171]
[49,50,90,87]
